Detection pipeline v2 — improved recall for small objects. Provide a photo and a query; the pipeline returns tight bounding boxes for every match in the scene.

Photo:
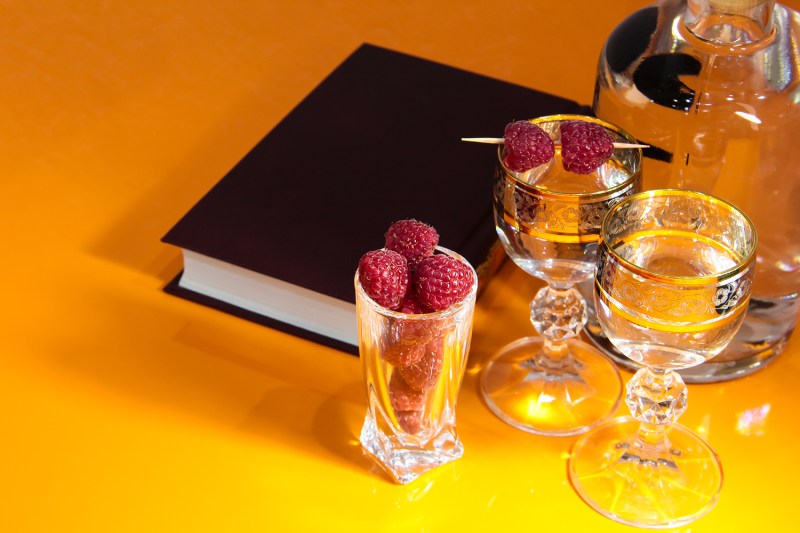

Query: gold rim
[600,189,758,285]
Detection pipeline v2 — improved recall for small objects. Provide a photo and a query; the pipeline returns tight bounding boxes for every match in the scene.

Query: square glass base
[359,412,463,484]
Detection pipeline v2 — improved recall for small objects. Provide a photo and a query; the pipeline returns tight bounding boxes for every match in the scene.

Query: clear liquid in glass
[598,230,748,369]
[496,151,633,286]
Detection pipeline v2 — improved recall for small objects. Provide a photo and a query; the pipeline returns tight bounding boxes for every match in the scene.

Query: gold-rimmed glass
[568,189,757,528]
[480,115,642,436]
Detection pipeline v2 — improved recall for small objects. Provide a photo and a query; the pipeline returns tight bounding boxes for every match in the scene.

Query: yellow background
[2,1,799,531]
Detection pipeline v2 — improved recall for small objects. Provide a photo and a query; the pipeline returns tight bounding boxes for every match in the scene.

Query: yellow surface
[2,1,799,531]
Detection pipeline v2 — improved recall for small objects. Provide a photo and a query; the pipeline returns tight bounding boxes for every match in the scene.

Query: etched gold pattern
[595,190,757,332]
[493,165,638,244]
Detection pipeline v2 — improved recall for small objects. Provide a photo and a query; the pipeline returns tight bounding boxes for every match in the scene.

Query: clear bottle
[588,0,800,381]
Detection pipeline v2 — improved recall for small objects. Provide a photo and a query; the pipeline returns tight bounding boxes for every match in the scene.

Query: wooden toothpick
[460,137,649,149]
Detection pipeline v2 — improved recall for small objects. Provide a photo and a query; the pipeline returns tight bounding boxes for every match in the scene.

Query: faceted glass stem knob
[530,286,587,342]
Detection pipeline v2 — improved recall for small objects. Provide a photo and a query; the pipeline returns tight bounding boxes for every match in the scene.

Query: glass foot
[359,411,463,484]
[480,337,622,436]
[568,417,723,529]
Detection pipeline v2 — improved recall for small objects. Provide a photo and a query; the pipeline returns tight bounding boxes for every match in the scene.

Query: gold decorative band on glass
[595,189,758,332]
[493,115,642,244]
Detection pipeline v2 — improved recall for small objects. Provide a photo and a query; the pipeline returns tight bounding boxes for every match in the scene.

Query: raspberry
[385,219,439,270]
[502,120,555,172]
[398,294,430,314]
[387,294,442,347]
[399,340,444,391]
[559,120,614,174]
[386,318,442,355]
[395,409,424,434]
[357,249,409,309]
[381,338,426,367]
[392,319,441,348]
[413,255,474,311]
[388,372,426,411]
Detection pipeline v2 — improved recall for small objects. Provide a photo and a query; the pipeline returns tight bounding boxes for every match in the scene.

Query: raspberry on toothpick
[560,120,615,174]
[502,120,555,172]
[461,119,647,173]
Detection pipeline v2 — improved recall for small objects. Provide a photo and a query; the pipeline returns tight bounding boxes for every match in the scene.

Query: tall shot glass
[356,247,477,484]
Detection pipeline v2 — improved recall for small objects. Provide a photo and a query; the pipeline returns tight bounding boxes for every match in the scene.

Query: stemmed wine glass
[568,189,757,528]
[480,115,642,436]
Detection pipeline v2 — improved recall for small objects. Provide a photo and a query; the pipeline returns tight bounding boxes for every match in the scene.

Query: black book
[162,43,584,354]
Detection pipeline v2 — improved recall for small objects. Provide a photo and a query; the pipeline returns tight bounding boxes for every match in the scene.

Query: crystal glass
[357,247,477,484]
[568,189,757,528]
[480,115,642,436]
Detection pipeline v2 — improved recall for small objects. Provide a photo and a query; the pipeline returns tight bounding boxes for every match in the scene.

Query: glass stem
[626,367,688,464]
[529,284,587,370]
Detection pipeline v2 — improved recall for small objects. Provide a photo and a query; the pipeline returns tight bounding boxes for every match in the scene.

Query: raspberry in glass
[387,294,442,347]
[395,409,424,434]
[399,340,444,391]
[385,219,439,270]
[388,372,426,411]
[381,338,426,367]
[397,293,430,315]
[413,254,475,311]
[357,249,409,309]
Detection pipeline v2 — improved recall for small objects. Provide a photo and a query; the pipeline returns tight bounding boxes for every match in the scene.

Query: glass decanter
[589,0,800,382]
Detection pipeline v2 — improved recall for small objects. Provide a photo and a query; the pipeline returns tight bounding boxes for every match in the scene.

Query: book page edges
[179,249,358,346]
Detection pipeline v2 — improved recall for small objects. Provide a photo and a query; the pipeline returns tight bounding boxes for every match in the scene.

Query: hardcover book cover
[162,43,585,354]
